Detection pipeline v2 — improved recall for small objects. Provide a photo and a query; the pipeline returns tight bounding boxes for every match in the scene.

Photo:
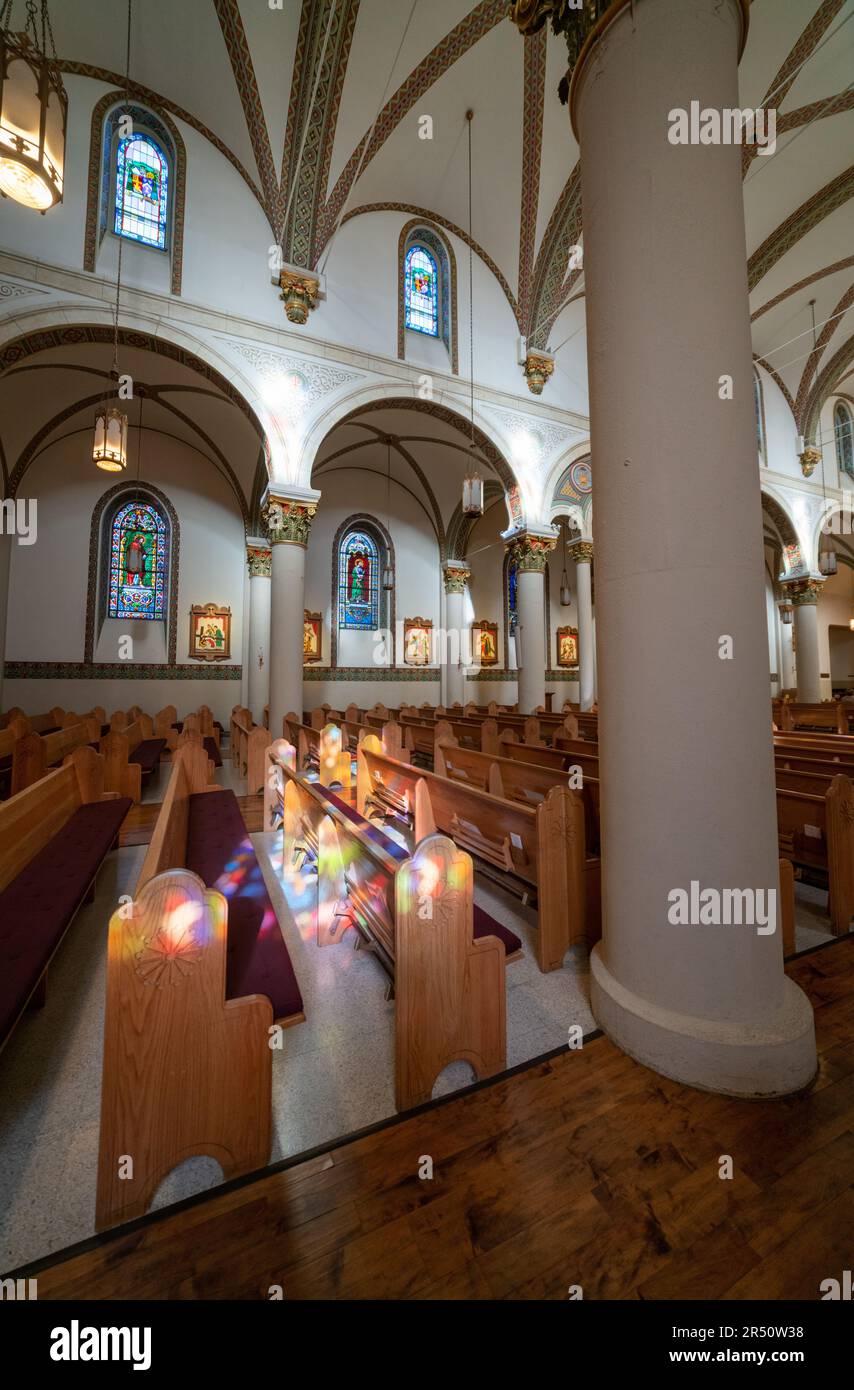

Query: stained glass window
[835,402,854,477]
[404,245,439,337]
[339,530,379,630]
[507,555,518,634]
[114,134,169,250]
[108,500,168,620]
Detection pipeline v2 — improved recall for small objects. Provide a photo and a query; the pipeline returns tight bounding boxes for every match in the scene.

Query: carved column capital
[262,494,318,548]
[246,542,272,578]
[443,562,471,594]
[568,539,594,565]
[523,350,555,395]
[278,269,320,325]
[508,532,557,573]
[783,577,825,607]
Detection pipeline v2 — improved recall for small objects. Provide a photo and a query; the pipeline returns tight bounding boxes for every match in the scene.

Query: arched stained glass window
[835,401,854,477]
[404,245,439,337]
[338,529,379,630]
[108,499,168,620]
[115,133,169,249]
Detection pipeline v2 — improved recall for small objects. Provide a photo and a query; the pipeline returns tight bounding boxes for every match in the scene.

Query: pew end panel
[394,834,506,1110]
[95,869,273,1232]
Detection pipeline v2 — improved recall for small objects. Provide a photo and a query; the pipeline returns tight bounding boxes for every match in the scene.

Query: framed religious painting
[403,616,432,666]
[474,619,498,666]
[303,610,322,664]
[556,625,579,668]
[189,604,232,661]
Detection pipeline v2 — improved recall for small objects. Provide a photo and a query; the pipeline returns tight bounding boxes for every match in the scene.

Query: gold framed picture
[303,610,322,663]
[556,625,578,668]
[474,619,498,666]
[403,616,432,666]
[189,604,232,662]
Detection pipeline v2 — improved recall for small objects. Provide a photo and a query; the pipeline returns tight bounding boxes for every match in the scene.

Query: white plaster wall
[4,431,246,723]
[302,468,441,703]
[759,367,799,479]
[817,565,854,696]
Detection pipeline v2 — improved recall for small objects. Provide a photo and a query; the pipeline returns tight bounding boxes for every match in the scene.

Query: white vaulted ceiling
[8,0,854,437]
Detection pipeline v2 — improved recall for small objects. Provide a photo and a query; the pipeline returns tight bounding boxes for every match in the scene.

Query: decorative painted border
[304,666,438,682]
[397,218,459,374]
[465,669,578,681]
[83,92,187,295]
[6,661,242,680]
[213,0,281,228]
[85,481,180,665]
[517,29,547,331]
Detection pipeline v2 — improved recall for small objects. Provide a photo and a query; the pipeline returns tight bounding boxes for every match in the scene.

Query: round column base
[590,945,816,1098]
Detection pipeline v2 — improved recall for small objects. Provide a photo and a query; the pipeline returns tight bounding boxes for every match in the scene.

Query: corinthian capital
[262,493,318,547]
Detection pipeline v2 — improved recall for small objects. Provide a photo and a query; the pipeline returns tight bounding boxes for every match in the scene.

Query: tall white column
[246,539,272,725]
[787,579,823,703]
[511,533,555,714]
[778,601,796,695]
[569,0,814,1095]
[443,562,470,707]
[570,540,595,711]
[263,492,317,737]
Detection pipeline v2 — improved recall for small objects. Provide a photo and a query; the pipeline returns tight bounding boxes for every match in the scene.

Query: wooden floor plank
[29,937,854,1301]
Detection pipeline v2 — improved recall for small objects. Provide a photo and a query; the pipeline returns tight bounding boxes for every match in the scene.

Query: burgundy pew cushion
[473,904,522,957]
[203,736,223,768]
[0,796,132,1045]
[185,789,303,1022]
[130,737,166,775]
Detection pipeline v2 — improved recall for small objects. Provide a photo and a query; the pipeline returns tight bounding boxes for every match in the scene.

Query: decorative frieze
[262,494,318,547]
[5,661,242,680]
[246,543,272,578]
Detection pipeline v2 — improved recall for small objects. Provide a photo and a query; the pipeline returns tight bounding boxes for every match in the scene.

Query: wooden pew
[270,745,509,1109]
[774,700,849,734]
[0,747,132,1051]
[100,719,166,802]
[11,719,97,796]
[95,867,272,1231]
[357,736,590,973]
[776,774,854,935]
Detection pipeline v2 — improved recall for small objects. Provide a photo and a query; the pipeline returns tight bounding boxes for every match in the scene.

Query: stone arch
[0,317,287,491]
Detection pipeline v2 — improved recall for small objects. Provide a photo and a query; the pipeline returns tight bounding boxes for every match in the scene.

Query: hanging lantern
[0,6,67,212]
[381,561,394,592]
[93,405,128,472]
[560,569,572,606]
[462,471,484,518]
[779,601,793,626]
[819,536,838,577]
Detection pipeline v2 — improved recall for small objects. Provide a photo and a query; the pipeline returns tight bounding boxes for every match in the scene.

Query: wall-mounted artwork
[403,617,432,666]
[303,610,322,664]
[474,620,498,666]
[556,625,579,668]
[189,604,231,661]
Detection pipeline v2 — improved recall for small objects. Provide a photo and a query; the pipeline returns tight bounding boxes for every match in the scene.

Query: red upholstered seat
[185,789,304,1022]
[0,797,132,1046]
[131,737,166,775]
[473,904,522,957]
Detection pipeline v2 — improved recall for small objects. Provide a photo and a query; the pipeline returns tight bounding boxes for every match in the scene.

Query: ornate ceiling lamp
[559,517,572,605]
[0,0,66,210]
[93,0,132,473]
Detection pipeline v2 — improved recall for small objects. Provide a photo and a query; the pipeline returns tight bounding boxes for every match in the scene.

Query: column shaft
[791,588,822,702]
[571,543,595,710]
[574,0,814,1094]
[263,495,316,738]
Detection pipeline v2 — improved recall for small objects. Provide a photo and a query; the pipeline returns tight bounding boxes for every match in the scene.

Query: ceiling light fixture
[0,0,66,211]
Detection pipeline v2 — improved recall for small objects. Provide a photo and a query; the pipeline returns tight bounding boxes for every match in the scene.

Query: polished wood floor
[29,937,854,1300]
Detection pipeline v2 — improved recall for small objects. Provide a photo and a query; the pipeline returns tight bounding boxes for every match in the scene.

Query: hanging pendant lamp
[560,518,572,605]
[0,0,67,211]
